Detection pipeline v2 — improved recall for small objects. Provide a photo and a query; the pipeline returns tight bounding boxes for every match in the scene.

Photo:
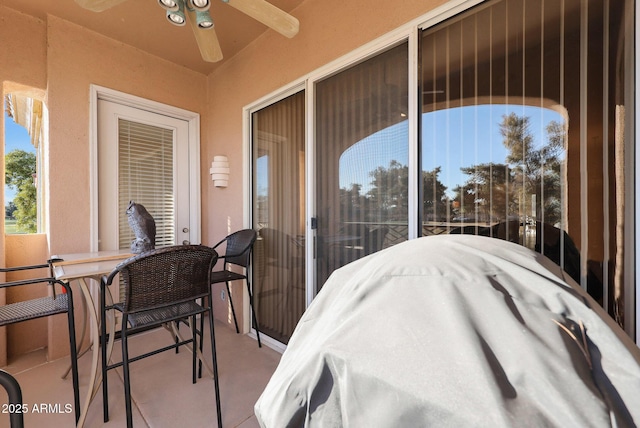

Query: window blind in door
[117,118,175,250]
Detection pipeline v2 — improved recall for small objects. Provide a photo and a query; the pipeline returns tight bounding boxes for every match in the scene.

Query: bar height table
[51,250,132,428]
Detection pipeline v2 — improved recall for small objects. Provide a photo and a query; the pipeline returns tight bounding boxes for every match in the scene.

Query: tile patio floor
[1,321,281,427]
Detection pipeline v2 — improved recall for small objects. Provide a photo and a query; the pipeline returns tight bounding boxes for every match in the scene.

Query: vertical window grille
[420,0,631,322]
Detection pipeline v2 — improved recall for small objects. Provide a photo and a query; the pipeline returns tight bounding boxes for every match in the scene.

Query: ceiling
[1,0,305,75]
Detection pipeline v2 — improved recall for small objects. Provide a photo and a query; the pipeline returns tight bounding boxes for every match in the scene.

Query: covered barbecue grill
[255,235,640,427]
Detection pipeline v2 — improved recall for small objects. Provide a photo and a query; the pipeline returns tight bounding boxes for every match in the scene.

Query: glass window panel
[315,42,409,289]
[420,0,631,324]
[252,91,306,345]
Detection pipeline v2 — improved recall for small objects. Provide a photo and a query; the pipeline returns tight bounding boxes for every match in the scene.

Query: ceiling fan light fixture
[157,0,179,11]
[189,0,211,12]
[167,12,186,25]
[195,10,214,29]
[166,0,186,26]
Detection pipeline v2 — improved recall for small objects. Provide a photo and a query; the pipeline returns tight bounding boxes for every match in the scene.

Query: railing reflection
[253,227,305,345]
[254,219,604,345]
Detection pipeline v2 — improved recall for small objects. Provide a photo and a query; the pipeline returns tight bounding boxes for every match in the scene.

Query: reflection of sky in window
[341,105,564,196]
[256,155,268,197]
[339,120,409,193]
[4,111,34,203]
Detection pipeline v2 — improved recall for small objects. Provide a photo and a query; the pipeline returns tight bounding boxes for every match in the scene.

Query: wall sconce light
[210,155,230,188]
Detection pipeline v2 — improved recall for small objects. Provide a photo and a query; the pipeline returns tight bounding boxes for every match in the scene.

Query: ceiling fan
[74,0,300,63]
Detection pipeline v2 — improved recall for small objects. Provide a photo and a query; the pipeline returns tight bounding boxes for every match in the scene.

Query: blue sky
[341,105,563,196]
[4,111,34,204]
[256,105,563,199]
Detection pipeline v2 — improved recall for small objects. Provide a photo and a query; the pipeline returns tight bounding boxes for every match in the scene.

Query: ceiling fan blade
[226,0,299,39]
[186,8,224,63]
[74,0,130,12]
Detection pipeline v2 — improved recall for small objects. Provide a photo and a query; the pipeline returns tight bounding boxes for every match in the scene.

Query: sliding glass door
[251,91,306,345]
[314,42,410,289]
[249,0,635,345]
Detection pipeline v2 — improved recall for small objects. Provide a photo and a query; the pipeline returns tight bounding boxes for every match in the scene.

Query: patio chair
[258,227,305,339]
[0,369,23,428]
[210,229,261,347]
[100,245,222,428]
[0,261,80,425]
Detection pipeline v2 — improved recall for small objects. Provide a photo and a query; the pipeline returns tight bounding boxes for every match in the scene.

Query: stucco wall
[1,0,458,357]
[204,0,446,327]
[0,7,49,366]
[1,6,210,361]
[46,16,209,255]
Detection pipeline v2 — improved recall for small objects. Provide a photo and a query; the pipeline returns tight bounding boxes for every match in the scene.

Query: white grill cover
[255,235,640,427]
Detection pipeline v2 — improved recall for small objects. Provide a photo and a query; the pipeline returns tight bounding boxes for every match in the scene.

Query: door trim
[89,85,201,251]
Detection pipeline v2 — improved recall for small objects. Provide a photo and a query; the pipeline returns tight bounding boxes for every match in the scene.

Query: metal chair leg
[207,295,223,428]
[246,278,262,348]
[64,283,81,424]
[191,315,197,384]
[100,284,110,423]
[175,322,180,354]
[121,326,134,428]
[225,282,240,334]
[199,307,204,379]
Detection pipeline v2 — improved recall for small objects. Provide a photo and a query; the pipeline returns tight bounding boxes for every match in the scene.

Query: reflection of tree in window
[367,160,408,222]
[341,161,450,225]
[422,167,447,222]
[339,109,566,235]
[452,112,565,228]
[454,162,512,223]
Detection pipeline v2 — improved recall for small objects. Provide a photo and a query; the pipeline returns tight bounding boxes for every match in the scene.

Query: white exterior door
[96,98,197,251]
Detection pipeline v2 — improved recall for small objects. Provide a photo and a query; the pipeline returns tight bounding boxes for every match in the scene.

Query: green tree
[5,201,17,219]
[498,113,535,221]
[453,163,516,223]
[357,162,448,223]
[538,120,565,225]
[422,166,448,221]
[499,113,564,225]
[454,113,565,227]
[340,183,366,221]
[366,160,409,222]
[5,149,37,233]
